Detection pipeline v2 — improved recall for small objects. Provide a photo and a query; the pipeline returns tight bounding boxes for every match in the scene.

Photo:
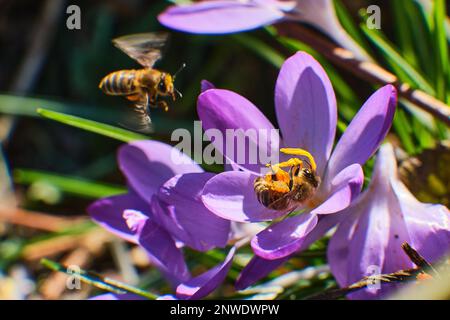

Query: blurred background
[0,0,448,299]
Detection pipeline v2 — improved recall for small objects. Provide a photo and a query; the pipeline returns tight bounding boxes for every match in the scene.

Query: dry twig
[276,23,450,126]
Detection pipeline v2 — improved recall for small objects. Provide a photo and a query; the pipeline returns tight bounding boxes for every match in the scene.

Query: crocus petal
[123,209,149,235]
[201,79,215,92]
[326,85,396,180]
[158,1,285,34]
[235,255,288,290]
[202,171,287,222]
[157,295,177,300]
[391,172,450,264]
[87,193,149,243]
[176,247,236,300]
[275,52,337,176]
[198,89,280,173]
[294,0,369,60]
[118,140,203,203]
[328,143,450,299]
[312,163,363,215]
[328,194,394,299]
[89,293,144,300]
[138,219,190,286]
[153,172,231,251]
[251,213,318,259]
[302,212,349,249]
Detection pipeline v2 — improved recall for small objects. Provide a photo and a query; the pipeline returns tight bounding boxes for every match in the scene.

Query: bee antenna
[173,62,186,80]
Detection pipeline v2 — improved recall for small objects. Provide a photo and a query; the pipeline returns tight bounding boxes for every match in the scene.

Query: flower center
[254,148,321,211]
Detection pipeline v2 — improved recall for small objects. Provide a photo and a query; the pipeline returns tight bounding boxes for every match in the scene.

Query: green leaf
[391,0,419,68]
[0,95,193,136]
[361,24,435,94]
[432,0,449,101]
[37,108,148,142]
[401,0,435,80]
[334,0,371,55]
[393,108,416,154]
[231,34,284,68]
[412,117,435,150]
[40,258,157,299]
[0,94,118,121]
[14,168,126,199]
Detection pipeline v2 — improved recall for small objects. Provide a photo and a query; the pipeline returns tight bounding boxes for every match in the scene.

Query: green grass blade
[391,0,418,68]
[0,95,193,136]
[392,108,416,154]
[361,25,435,94]
[432,0,449,101]
[404,1,434,80]
[231,34,284,68]
[37,108,148,142]
[334,0,371,55]
[14,168,126,199]
[41,258,157,299]
[0,94,120,121]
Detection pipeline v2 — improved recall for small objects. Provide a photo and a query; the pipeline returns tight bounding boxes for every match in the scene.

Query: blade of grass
[432,0,449,101]
[0,94,120,121]
[37,108,148,142]
[41,258,157,299]
[0,95,194,136]
[391,0,418,68]
[231,34,284,68]
[393,108,417,154]
[404,1,434,80]
[412,117,435,150]
[14,168,126,199]
[334,0,371,55]
[37,108,223,174]
[361,25,435,94]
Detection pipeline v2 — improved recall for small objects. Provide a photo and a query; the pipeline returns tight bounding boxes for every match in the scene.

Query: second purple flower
[196,52,396,284]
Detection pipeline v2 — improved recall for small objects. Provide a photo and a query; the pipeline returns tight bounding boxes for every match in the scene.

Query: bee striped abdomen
[254,177,292,211]
[99,70,137,95]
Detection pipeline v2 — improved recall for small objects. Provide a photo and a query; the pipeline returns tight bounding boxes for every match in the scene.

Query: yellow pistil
[279,148,317,172]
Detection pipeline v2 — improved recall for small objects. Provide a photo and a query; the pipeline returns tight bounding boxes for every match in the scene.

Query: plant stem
[41,258,158,299]
[276,23,450,126]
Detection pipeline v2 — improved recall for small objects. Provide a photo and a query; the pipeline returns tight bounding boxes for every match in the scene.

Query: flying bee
[254,148,320,211]
[99,32,184,130]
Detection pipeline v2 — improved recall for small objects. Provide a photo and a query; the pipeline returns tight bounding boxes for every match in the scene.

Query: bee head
[301,168,320,188]
[157,73,175,99]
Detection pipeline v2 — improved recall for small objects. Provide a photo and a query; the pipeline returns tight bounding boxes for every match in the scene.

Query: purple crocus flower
[158,0,368,59]
[87,140,233,299]
[328,143,450,299]
[197,51,396,286]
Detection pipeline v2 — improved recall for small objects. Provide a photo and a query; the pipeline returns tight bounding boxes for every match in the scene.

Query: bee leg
[145,94,152,122]
[288,167,294,190]
[134,94,151,125]
[287,165,301,190]
[267,158,303,171]
[157,100,169,112]
[144,93,150,108]
[149,93,158,108]
[126,94,141,102]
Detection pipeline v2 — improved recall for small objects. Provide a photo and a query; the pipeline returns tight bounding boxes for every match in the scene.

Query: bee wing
[112,32,169,68]
[118,97,154,134]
